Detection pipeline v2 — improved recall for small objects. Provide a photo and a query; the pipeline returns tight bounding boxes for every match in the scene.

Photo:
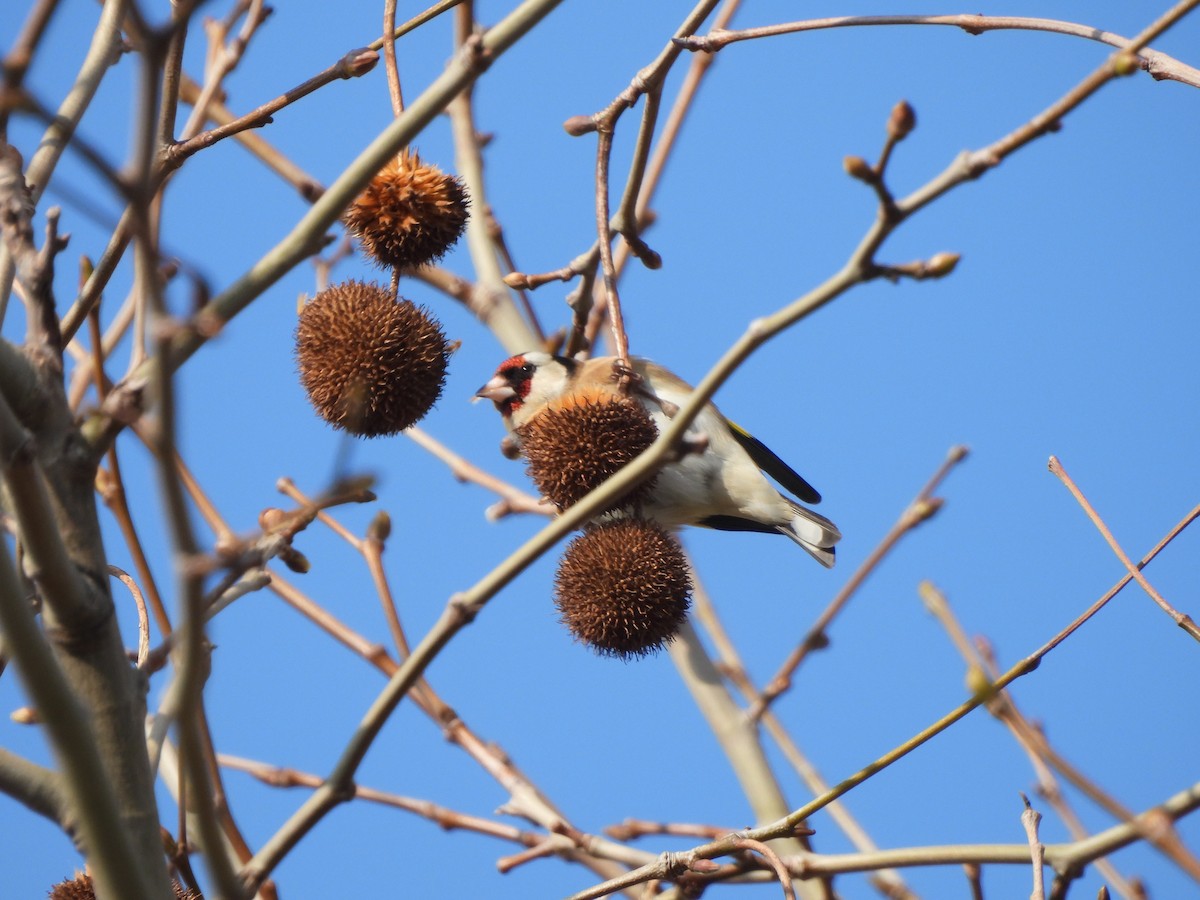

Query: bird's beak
[473,375,514,405]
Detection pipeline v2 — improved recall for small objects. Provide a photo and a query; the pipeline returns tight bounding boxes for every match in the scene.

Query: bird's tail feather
[779,504,841,568]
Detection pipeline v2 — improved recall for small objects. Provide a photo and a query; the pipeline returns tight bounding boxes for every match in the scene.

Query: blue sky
[2,1,1199,898]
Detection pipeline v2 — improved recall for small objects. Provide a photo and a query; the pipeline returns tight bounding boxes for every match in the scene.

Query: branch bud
[259,507,287,532]
[279,547,311,574]
[563,115,597,136]
[1113,53,1141,77]
[965,664,993,699]
[367,510,392,543]
[925,252,960,278]
[842,155,876,184]
[887,100,916,140]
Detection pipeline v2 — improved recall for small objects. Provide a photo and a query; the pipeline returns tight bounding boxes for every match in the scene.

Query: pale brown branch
[107,565,149,667]
[1022,794,1047,900]
[405,425,555,519]
[178,0,270,141]
[754,445,967,718]
[382,0,404,117]
[921,581,1148,898]
[690,572,915,900]
[1048,456,1200,642]
[677,15,1200,89]
[168,48,378,172]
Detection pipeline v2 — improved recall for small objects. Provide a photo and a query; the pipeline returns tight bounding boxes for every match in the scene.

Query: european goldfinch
[475,352,841,567]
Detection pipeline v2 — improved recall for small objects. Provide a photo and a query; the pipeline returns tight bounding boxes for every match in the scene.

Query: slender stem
[447,27,539,354]
[178,0,267,141]
[593,128,629,364]
[680,14,1200,89]
[367,0,466,51]
[1048,456,1200,642]
[1022,795,1047,900]
[668,621,817,899]
[690,572,914,899]
[0,0,64,139]
[754,445,967,718]
[0,0,128,324]
[404,426,554,518]
[382,0,405,117]
[567,496,1200,897]
[167,47,379,169]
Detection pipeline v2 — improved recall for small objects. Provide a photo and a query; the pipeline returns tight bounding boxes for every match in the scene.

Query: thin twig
[690,572,915,900]
[1048,456,1200,642]
[593,127,629,365]
[220,753,540,846]
[921,582,1148,898]
[1022,794,1046,900]
[168,48,379,171]
[753,445,967,719]
[567,542,1200,898]
[405,424,555,519]
[0,0,126,324]
[107,565,149,667]
[178,0,269,141]
[677,14,1200,89]
[0,0,64,139]
[731,838,797,900]
[382,0,405,117]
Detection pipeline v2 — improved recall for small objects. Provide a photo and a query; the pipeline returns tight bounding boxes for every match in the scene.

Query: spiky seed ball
[519,389,658,512]
[48,874,201,899]
[48,873,94,900]
[342,150,470,270]
[555,518,691,658]
[295,280,448,436]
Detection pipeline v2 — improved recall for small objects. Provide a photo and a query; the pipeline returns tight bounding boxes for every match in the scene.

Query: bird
[475,352,841,567]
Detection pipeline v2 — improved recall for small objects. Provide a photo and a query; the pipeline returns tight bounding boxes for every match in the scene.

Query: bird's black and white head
[474,351,578,428]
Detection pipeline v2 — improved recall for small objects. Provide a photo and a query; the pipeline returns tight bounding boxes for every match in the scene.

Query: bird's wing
[725,420,823,504]
[696,515,779,535]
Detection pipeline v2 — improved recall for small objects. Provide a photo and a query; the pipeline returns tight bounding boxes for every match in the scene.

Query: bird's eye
[519,363,534,377]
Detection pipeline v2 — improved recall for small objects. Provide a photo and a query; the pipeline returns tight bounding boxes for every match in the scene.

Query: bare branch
[677,14,1200,89]
[1048,456,1200,642]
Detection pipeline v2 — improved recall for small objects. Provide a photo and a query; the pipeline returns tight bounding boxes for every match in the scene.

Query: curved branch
[0,0,128,322]
[678,14,1200,89]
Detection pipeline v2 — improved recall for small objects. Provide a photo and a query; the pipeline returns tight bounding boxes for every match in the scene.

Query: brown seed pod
[295,280,448,436]
[555,518,691,659]
[48,874,201,899]
[342,150,470,270]
[519,388,658,512]
[48,873,95,900]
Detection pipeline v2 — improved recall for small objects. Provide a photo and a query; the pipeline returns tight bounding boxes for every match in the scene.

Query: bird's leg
[608,356,641,396]
[633,383,679,418]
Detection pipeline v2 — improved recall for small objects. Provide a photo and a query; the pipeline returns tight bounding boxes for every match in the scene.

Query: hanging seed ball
[342,150,470,270]
[555,518,692,659]
[48,874,201,899]
[48,873,95,900]
[295,280,448,436]
[519,388,659,512]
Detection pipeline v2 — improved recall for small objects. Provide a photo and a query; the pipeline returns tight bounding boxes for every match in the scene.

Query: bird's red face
[475,354,538,421]
[475,351,577,427]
